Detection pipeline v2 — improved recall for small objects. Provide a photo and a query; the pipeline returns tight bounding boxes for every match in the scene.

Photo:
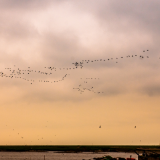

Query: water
[0,151,138,160]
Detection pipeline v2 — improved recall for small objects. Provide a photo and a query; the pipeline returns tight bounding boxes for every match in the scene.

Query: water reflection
[0,151,138,160]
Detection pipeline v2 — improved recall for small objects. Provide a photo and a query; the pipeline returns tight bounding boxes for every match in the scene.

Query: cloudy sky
[0,0,160,145]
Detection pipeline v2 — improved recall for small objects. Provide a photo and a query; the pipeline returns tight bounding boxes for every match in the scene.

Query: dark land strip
[0,145,160,152]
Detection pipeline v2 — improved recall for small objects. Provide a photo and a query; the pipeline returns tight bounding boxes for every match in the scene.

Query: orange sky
[0,0,160,145]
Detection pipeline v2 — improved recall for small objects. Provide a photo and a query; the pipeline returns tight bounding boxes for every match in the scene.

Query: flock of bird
[0,50,152,146]
[0,50,152,94]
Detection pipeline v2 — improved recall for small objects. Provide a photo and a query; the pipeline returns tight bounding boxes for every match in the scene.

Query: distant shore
[0,145,160,153]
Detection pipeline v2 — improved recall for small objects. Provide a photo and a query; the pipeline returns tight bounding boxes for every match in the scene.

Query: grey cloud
[0,19,39,41]
[0,0,61,10]
[71,0,160,50]
[71,0,160,29]
[40,32,89,67]
[140,85,160,97]
[102,87,125,96]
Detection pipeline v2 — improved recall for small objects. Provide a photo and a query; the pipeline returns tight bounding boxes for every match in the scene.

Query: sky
[0,0,160,145]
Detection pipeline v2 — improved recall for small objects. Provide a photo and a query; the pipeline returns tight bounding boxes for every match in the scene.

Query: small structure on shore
[93,155,134,160]
[135,148,160,160]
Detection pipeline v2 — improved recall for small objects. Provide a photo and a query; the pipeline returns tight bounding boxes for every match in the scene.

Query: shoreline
[0,145,159,153]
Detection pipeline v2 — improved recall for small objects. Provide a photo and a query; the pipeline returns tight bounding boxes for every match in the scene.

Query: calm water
[0,151,138,160]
